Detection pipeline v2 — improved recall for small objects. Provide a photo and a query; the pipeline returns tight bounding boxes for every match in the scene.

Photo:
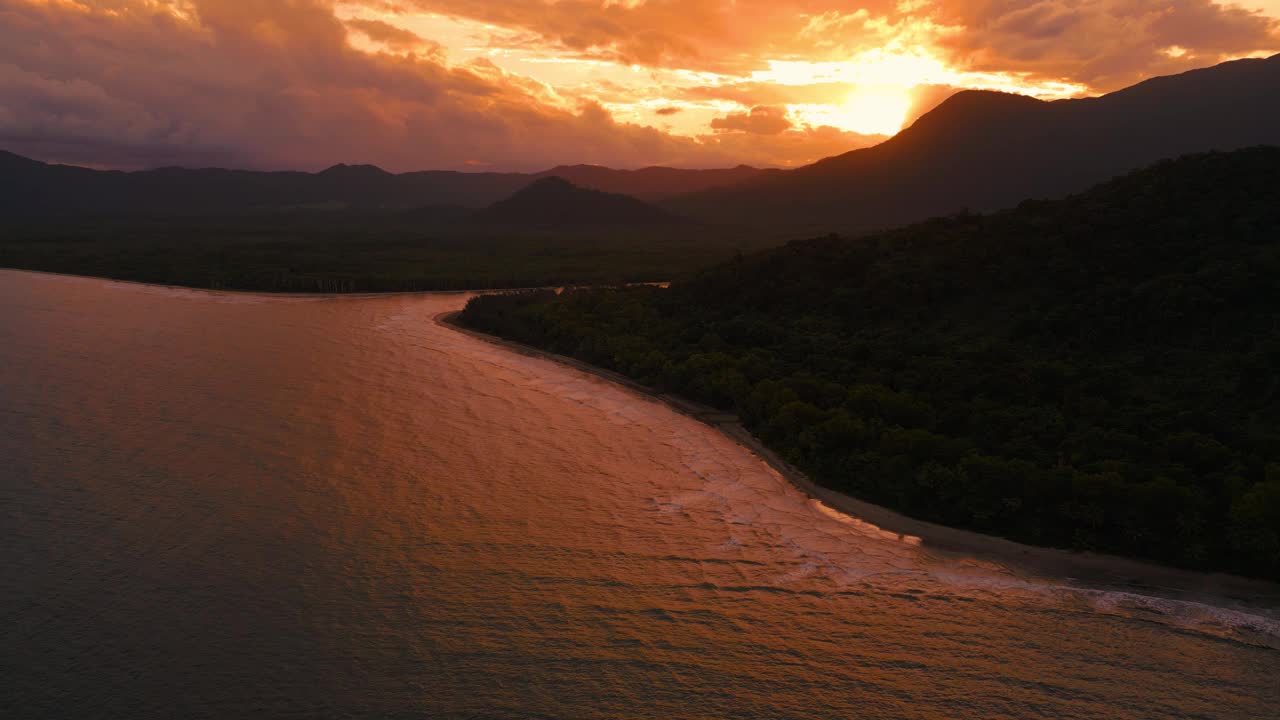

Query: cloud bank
[0,0,1275,171]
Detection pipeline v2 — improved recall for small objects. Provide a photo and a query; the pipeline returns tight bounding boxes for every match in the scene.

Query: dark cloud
[935,0,1279,89]
[0,0,852,170]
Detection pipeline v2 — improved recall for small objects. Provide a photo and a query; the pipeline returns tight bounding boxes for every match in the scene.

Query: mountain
[0,150,762,215]
[667,54,1280,231]
[531,164,770,199]
[460,147,1280,579]
[469,176,683,228]
[0,153,511,213]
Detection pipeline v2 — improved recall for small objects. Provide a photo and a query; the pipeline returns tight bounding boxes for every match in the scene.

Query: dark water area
[2,270,1278,719]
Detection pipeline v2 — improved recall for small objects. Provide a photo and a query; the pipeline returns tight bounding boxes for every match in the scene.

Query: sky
[1,0,1277,172]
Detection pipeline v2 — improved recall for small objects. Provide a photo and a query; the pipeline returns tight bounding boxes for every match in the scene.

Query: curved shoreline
[10,266,1274,602]
[0,267,665,299]
[1,267,480,298]
[438,310,1280,605]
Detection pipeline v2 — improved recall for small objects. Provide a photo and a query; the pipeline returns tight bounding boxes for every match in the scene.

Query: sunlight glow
[804,86,914,135]
[744,48,1091,134]
[751,49,1089,100]
[850,86,912,135]
[333,3,1100,152]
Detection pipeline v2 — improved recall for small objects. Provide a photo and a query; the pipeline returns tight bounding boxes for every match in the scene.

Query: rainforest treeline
[461,148,1280,580]
[0,214,766,292]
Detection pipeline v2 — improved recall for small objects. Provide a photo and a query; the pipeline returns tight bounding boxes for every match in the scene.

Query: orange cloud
[0,0,796,169]
[933,0,1280,88]
[711,106,793,135]
[0,0,1276,172]
[380,0,1279,88]
[346,17,439,51]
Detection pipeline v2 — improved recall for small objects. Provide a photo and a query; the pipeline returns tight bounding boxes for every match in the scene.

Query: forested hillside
[0,213,759,292]
[462,148,1280,579]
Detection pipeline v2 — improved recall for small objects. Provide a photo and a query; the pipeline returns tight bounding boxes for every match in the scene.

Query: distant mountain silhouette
[7,55,1275,224]
[0,151,762,216]
[666,54,1280,231]
[0,153,519,213]
[470,177,684,228]
[531,164,770,199]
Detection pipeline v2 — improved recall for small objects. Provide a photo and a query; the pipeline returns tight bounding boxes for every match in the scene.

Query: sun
[829,86,914,136]
[786,85,915,137]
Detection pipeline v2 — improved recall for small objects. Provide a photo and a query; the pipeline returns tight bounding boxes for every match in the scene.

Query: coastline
[0,267,478,298]
[0,267,669,300]
[439,310,1280,604]
[9,263,1274,602]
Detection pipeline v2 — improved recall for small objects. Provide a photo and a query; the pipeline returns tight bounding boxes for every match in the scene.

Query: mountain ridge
[470,176,684,228]
[0,152,767,214]
[5,54,1278,226]
[666,54,1280,231]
